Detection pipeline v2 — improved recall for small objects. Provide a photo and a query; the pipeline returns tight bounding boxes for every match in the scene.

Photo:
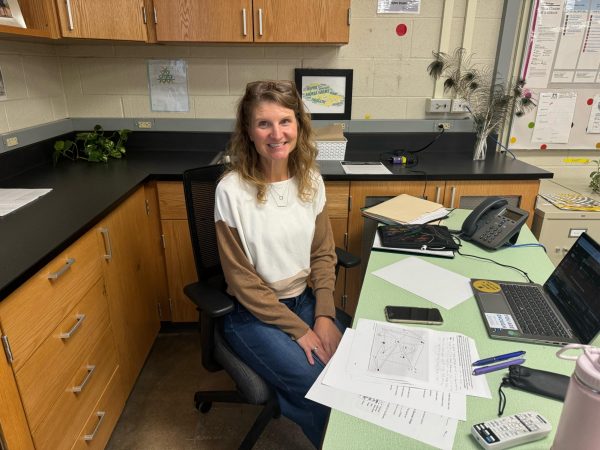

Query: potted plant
[53,124,130,165]
[590,160,600,194]
[427,48,535,160]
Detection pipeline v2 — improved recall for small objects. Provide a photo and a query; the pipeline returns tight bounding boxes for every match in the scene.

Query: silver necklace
[270,181,290,207]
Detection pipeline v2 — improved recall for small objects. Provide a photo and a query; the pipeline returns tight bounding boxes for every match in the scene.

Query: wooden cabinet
[152,0,350,44]
[153,0,253,43]
[253,0,350,43]
[0,0,60,39]
[98,187,161,391]
[55,0,148,41]
[325,181,350,310]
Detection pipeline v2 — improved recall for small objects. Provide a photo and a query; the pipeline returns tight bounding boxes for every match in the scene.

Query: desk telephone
[461,197,529,250]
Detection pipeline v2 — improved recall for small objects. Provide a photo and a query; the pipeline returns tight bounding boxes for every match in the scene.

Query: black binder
[377,224,459,251]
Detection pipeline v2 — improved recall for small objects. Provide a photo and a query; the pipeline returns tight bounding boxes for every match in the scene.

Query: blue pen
[472,358,526,376]
[472,350,526,367]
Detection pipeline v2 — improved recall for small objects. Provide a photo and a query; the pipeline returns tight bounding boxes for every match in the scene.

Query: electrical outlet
[5,136,18,147]
[434,122,452,131]
[451,99,470,113]
[426,98,451,113]
[333,122,346,130]
[136,120,153,129]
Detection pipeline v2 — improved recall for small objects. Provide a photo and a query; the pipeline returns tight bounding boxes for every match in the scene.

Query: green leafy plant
[590,160,600,194]
[53,124,130,165]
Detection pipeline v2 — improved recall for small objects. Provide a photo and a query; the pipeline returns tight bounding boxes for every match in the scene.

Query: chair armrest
[184,282,234,318]
[335,247,361,269]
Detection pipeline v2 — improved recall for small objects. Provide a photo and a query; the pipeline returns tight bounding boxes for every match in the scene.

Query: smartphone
[384,306,443,325]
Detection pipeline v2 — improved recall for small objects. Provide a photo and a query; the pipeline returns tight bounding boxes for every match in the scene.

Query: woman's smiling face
[248,101,298,167]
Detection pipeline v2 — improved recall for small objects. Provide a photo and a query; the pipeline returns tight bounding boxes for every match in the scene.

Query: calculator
[471,411,552,449]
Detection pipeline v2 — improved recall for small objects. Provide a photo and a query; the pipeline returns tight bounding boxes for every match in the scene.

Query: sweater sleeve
[310,202,338,320]
[215,220,310,340]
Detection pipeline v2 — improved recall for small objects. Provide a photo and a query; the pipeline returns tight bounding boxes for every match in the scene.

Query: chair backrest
[182,164,227,286]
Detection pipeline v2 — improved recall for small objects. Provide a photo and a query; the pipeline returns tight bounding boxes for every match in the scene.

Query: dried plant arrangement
[427,48,535,159]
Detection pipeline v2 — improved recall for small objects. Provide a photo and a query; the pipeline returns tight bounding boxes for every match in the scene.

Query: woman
[214,80,342,447]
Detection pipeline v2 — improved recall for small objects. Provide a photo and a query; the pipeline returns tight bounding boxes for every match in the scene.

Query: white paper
[587,94,600,133]
[322,330,467,420]
[0,188,52,217]
[377,0,420,14]
[340,161,392,175]
[371,257,472,309]
[148,59,189,112]
[307,365,457,450]
[531,91,577,143]
[350,319,491,398]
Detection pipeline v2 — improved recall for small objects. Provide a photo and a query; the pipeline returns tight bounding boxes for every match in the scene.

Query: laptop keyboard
[500,283,571,338]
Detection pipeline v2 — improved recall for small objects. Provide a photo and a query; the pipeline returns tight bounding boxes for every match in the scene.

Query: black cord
[406,127,446,154]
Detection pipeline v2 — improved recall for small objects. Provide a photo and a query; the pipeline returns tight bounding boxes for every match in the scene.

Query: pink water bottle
[552,344,600,450]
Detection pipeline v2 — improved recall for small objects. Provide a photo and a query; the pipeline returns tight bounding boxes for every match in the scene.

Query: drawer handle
[59,314,86,340]
[83,411,106,441]
[70,365,96,393]
[65,0,74,30]
[258,8,263,36]
[100,227,113,261]
[242,8,247,36]
[47,257,76,280]
[435,186,441,204]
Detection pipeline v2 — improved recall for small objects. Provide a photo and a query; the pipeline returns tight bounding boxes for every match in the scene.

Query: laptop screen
[544,233,600,344]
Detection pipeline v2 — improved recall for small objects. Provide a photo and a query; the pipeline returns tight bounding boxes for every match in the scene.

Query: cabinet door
[253,0,350,43]
[443,180,540,228]
[345,181,444,315]
[161,219,199,322]
[55,0,147,41]
[99,187,160,391]
[325,182,350,310]
[153,0,253,42]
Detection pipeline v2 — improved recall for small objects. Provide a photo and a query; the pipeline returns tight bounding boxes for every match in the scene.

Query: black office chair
[182,164,360,450]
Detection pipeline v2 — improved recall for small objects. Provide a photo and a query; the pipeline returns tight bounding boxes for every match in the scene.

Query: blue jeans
[222,288,342,448]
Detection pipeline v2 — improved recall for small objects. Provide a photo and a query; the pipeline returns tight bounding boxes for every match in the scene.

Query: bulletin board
[508,0,600,151]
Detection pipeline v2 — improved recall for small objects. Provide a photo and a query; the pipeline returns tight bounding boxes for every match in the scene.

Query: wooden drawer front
[325,181,350,218]
[72,367,125,450]
[31,327,118,450]
[157,182,187,219]
[16,278,109,432]
[0,230,102,371]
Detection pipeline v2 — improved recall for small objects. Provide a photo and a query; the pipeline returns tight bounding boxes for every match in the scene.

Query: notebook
[470,232,600,346]
[377,224,458,250]
[361,194,448,224]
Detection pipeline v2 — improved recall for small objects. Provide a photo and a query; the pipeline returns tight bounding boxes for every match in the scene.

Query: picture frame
[0,0,26,28]
[295,68,353,120]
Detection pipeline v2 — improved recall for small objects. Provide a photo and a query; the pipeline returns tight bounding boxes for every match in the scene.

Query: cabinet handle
[153,7,157,24]
[258,8,263,36]
[100,227,113,261]
[435,186,441,204]
[70,365,96,393]
[83,411,106,441]
[48,257,76,280]
[347,8,351,25]
[242,8,247,36]
[142,6,147,24]
[59,314,86,340]
[65,0,74,30]
[450,186,456,209]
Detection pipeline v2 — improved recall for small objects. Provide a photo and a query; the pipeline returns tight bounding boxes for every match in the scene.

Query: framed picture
[0,0,26,28]
[295,68,352,120]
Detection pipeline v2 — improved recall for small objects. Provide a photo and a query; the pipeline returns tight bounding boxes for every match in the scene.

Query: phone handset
[461,197,508,237]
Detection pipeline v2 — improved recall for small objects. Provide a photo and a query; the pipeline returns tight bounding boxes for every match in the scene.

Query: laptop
[470,232,600,346]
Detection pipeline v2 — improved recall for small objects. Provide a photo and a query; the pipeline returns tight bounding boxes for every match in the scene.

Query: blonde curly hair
[225,80,318,203]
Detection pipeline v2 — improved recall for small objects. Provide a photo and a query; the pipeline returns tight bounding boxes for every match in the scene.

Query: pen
[472,358,525,376]
[472,350,526,367]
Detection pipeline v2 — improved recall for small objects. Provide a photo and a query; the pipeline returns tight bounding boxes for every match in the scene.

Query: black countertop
[0,146,551,300]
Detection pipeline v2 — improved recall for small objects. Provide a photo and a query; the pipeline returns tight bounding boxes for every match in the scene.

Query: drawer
[0,230,102,371]
[16,278,110,432]
[71,367,125,450]
[31,326,119,450]
[157,182,187,219]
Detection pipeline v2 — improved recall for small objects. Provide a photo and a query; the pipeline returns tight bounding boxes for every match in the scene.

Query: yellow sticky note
[563,158,590,164]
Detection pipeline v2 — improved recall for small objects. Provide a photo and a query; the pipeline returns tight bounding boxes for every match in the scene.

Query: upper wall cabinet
[253,0,350,44]
[152,0,350,44]
[0,0,60,39]
[55,0,148,41]
[152,0,253,43]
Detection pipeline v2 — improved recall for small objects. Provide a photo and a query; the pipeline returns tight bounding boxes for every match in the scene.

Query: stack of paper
[362,194,448,224]
[307,319,491,450]
[0,188,52,217]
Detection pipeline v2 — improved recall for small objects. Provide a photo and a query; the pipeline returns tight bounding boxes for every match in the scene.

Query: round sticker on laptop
[472,280,501,293]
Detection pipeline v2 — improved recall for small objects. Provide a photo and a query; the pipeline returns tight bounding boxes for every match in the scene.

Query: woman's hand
[296,328,325,365]
[313,316,342,362]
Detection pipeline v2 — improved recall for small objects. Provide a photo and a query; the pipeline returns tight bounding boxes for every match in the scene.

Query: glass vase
[473,129,488,160]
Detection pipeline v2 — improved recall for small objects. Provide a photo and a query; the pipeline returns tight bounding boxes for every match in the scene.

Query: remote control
[471,411,552,449]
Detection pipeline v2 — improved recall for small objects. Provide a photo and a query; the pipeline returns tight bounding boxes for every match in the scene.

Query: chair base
[194,390,281,450]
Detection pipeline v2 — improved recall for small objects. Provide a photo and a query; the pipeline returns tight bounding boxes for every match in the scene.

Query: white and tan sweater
[214,171,337,339]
